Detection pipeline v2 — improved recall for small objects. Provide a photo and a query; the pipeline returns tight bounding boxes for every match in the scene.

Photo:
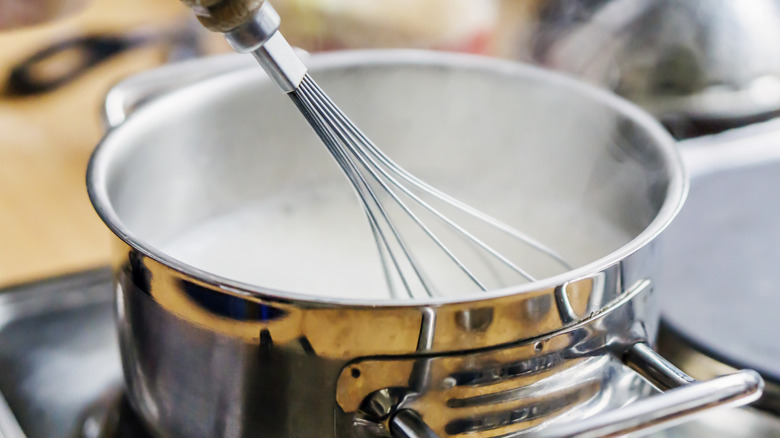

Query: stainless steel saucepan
[87,51,761,438]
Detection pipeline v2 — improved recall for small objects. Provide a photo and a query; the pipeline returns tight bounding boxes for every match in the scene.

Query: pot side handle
[101,46,309,129]
[103,53,254,129]
[389,342,763,438]
[677,118,780,178]
[528,342,763,438]
[103,48,311,128]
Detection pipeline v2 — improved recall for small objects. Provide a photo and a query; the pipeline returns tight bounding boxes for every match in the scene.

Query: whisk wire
[289,72,573,298]
[299,76,548,283]
[299,76,492,291]
[225,2,573,298]
[291,92,417,297]
[290,86,437,298]
[309,81,573,272]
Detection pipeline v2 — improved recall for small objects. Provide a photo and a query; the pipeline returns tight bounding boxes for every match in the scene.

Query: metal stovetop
[0,269,121,438]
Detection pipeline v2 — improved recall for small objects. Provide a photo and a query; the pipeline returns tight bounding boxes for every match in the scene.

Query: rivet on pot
[441,377,457,390]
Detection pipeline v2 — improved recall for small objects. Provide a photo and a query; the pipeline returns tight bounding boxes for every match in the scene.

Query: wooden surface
[0,0,226,287]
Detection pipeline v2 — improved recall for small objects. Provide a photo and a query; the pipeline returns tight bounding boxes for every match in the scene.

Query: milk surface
[161,184,632,300]
[162,185,395,299]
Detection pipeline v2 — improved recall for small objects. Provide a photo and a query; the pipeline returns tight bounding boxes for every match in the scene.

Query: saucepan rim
[87,49,688,307]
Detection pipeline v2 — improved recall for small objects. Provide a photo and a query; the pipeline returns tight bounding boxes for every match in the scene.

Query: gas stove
[3,120,780,437]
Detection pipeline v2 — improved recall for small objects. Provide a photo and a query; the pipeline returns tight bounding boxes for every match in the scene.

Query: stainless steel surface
[0,269,122,438]
[334,286,762,438]
[625,343,694,391]
[92,49,686,303]
[657,118,780,413]
[0,269,773,438]
[103,54,254,128]
[505,0,780,131]
[534,368,762,438]
[390,411,439,438]
[224,2,306,92]
[87,51,690,437]
[657,324,780,415]
[335,281,656,437]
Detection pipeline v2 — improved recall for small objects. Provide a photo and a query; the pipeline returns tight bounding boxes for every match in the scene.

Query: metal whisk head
[222,2,571,299]
[288,75,571,298]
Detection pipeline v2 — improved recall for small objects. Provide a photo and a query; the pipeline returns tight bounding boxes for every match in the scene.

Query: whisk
[189,1,572,299]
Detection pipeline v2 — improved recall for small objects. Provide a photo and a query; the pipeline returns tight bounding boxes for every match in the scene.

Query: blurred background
[0,0,212,286]
[3,0,780,287]
[0,0,511,287]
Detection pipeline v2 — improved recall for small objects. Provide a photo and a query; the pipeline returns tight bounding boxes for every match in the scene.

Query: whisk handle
[179,0,308,92]
[181,0,264,33]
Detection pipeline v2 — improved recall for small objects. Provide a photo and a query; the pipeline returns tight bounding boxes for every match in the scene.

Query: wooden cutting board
[0,0,227,287]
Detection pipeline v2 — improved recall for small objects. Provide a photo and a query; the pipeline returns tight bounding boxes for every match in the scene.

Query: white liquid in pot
[162,186,402,299]
[160,184,632,300]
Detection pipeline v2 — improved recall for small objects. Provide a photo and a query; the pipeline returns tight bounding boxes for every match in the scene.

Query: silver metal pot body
[88,51,691,437]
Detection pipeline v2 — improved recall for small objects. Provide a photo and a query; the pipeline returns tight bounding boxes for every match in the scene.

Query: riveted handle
[532,344,763,437]
[519,343,763,438]
[389,342,763,438]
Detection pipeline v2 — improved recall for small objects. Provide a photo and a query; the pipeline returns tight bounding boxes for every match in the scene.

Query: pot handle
[103,53,254,129]
[101,47,309,129]
[389,342,763,438]
[529,343,763,437]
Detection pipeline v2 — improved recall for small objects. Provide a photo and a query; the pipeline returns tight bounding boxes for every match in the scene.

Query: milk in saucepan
[160,182,633,300]
[161,185,390,299]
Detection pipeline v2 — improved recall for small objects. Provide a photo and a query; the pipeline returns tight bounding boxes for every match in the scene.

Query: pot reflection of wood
[0,0,228,287]
[139,263,595,358]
